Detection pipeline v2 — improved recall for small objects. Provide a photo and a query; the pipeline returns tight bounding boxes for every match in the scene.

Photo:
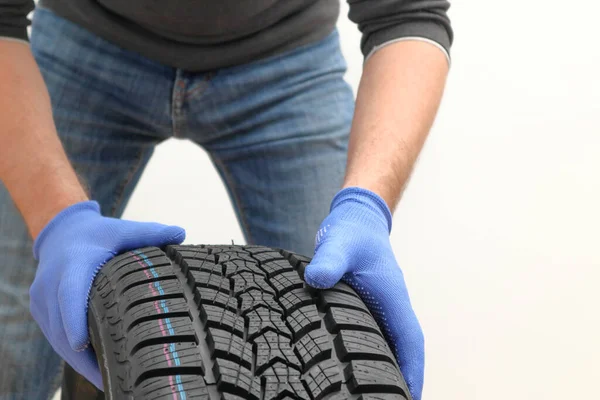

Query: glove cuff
[330,187,393,233]
[33,201,102,260]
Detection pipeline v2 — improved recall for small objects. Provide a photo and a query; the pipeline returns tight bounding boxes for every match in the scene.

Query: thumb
[115,221,186,251]
[304,243,352,289]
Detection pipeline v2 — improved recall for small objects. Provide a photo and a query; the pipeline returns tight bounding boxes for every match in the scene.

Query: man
[0,0,452,399]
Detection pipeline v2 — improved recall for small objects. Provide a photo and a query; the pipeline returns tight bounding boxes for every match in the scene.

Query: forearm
[343,40,449,211]
[0,40,87,239]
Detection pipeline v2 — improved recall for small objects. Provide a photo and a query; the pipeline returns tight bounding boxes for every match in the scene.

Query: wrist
[25,190,90,241]
[33,200,100,259]
[331,187,393,233]
[5,164,89,240]
[342,178,400,212]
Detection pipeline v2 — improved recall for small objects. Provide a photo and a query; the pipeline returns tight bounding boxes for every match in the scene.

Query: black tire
[86,244,411,400]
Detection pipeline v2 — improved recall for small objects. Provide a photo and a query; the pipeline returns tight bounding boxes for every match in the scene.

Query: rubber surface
[87,244,411,399]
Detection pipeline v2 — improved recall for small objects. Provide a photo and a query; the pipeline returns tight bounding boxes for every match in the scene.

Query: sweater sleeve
[347,0,453,61]
[0,0,35,41]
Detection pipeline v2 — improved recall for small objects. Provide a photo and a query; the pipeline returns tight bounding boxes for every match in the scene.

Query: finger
[58,260,99,351]
[81,349,104,390]
[304,243,351,289]
[64,348,104,391]
[29,265,61,341]
[353,269,425,400]
[115,222,186,250]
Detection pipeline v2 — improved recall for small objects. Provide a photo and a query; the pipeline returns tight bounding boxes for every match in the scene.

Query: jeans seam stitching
[210,155,254,244]
[171,70,185,138]
[109,145,148,217]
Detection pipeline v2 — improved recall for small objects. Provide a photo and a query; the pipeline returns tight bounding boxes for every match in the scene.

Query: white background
[55,1,600,399]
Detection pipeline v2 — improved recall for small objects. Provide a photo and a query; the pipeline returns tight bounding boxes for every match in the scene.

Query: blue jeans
[0,8,353,399]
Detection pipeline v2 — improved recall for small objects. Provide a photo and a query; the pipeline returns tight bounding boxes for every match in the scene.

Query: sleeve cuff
[0,36,29,45]
[362,20,452,65]
[365,37,451,67]
[0,25,30,42]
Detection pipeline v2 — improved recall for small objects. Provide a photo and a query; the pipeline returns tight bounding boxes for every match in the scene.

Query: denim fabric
[0,7,353,399]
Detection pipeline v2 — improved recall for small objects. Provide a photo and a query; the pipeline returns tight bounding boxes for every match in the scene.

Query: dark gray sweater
[0,0,453,71]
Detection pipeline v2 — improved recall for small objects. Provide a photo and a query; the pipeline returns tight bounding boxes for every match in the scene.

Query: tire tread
[88,245,410,399]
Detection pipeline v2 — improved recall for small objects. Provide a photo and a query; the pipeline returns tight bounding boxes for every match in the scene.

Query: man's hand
[305,187,424,399]
[305,40,448,399]
[30,201,185,389]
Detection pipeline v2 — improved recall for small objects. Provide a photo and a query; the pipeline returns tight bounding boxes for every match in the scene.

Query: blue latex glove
[305,187,424,400]
[30,201,185,389]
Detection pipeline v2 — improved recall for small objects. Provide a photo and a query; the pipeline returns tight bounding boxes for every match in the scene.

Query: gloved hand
[30,201,185,390]
[304,187,424,400]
